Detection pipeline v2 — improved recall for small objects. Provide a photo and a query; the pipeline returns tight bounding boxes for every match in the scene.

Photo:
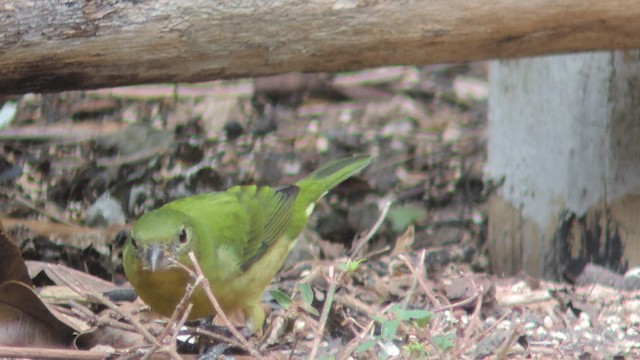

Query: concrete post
[486,51,640,279]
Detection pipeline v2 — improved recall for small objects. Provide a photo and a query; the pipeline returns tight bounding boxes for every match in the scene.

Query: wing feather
[238,185,299,271]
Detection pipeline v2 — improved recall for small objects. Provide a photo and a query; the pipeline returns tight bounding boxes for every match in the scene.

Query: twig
[337,302,396,360]
[333,293,379,319]
[13,194,79,227]
[309,266,337,360]
[96,145,168,167]
[192,327,246,349]
[400,250,444,308]
[155,273,202,343]
[496,323,525,360]
[454,273,484,357]
[338,317,376,360]
[187,252,263,359]
[141,300,195,360]
[170,303,194,345]
[397,251,423,310]
[0,346,107,360]
[394,252,424,347]
[398,250,449,355]
[53,268,158,345]
[93,290,159,344]
[350,199,392,257]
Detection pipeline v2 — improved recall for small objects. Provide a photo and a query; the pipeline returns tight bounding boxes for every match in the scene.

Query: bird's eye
[130,237,138,250]
[179,229,188,244]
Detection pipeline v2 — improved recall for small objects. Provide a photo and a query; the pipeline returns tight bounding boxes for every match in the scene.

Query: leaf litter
[0,63,638,359]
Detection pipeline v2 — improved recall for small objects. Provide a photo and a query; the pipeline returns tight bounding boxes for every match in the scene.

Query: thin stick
[0,347,107,360]
[453,274,484,357]
[155,275,202,343]
[192,326,246,349]
[400,250,444,308]
[13,194,79,227]
[187,252,263,359]
[53,268,158,344]
[309,266,337,360]
[350,199,392,257]
[141,300,195,360]
[397,251,423,310]
[496,323,525,360]
[169,303,195,348]
[392,252,425,351]
[337,302,397,360]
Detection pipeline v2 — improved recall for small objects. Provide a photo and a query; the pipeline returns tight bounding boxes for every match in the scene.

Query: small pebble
[544,315,554,329]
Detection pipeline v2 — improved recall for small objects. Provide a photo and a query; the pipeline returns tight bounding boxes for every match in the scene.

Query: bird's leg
[243,301,266,335]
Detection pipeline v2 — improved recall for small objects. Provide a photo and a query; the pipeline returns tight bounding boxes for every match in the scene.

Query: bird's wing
[235,185,299,271]
[162,185,299,276]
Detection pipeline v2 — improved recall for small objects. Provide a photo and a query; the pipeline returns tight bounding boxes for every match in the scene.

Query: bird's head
[126,209,197,272]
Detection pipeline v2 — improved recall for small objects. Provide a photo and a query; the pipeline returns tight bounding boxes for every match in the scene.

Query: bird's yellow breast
[128,234,297,320]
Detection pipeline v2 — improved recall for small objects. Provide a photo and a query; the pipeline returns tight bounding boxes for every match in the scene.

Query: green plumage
[123,155,371,331]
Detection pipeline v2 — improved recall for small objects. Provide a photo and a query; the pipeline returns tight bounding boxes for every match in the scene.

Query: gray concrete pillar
[486,51,640,279]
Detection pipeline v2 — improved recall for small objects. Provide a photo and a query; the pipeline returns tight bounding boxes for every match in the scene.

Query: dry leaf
[391,225,415,256]
[0,219,31,285]
[27,261,120,294]
[0,220,79,347]
[0,281,75,347]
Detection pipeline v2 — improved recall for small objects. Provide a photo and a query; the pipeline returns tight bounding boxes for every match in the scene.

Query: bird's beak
[146,245,168,272]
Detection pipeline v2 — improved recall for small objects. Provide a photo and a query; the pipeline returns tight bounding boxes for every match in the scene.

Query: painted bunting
[123,155,371,331]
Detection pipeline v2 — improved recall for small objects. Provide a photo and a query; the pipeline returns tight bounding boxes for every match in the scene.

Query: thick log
[2,0,640,94]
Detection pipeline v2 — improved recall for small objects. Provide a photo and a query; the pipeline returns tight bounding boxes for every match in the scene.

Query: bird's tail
[283,154,371,240]
[295,154,371,204]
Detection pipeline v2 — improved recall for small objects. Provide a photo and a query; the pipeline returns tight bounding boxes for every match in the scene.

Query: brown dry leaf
[0,121,126,142]
[27,261,120,294]
[452,75,488,102]
[333,66,412,87]
[0,220,80,347]
[0,219,31,285]
[77,306,155,349]
[96,124,173,165]
[0,281,75,347]
[444,274,496,310]
[87,81,253,100]
[3,217,125,253]
[391,224,415,256]
[255,73,348,103]
[69,98,119,117]
[191,97,241,138]
[360,95,430,127]
[315,238,346,260]
[79,325,146,349]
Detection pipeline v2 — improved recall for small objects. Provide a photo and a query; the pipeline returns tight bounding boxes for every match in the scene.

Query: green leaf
[339,257,367,273]
[396,309,433,321]
[412,315,432,328]
[387,303,401,313]
[388,204,428,232]
[380,318,401,340]
[301,303,320,317]
[269,289,293,310]
[299,283,314,306]
[403,339,428,358]
[355,339,378,353]
[298,284,319,315]
[432,332,455,352]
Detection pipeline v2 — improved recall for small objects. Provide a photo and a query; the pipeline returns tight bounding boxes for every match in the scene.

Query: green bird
[123,155,371,331]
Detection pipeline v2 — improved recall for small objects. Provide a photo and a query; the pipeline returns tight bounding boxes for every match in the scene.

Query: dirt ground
[1,64,639,359]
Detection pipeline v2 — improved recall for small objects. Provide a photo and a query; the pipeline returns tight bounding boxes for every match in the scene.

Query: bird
[122,154,371,331]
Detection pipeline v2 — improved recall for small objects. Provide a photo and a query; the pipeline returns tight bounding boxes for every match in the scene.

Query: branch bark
[2,0,640,93]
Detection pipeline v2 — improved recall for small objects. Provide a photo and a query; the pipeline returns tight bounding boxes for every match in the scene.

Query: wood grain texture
[2,0,640,93]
